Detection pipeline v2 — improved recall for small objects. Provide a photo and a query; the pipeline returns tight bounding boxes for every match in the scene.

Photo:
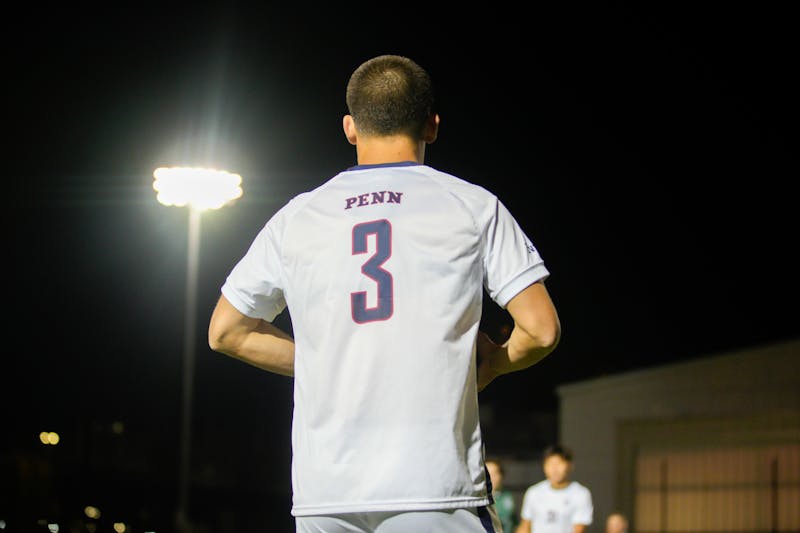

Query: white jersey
[221,162,550,516]
[519,480,593,532]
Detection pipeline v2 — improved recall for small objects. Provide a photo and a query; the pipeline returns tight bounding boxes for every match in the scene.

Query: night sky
[4,3,798,530]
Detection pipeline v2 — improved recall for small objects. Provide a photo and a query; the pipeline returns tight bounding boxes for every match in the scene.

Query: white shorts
[295,505,502,533]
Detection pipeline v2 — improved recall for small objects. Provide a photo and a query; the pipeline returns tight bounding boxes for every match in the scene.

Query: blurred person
[487,458,519,533]
[208,54,561,533]
[516,444,593,533]
[605,511,629,533]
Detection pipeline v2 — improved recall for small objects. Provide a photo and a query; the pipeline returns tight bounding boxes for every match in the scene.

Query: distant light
[84,505,101,519]
[111,421,125,435]
[153,166,243,210]
[113,523,127,533]
[0,519,6,529]
[39,432,60,445]
[47,524,59,533]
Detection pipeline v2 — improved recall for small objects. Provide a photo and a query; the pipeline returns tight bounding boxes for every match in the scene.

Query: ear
[423,113,440,144]
[343,115,358,145]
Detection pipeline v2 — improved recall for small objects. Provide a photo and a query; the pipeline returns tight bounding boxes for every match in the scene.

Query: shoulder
[268,175,339,225]
[527,479,550,493]
[570,481,593,496]
[421,166,513,231]
[422,165,497,200]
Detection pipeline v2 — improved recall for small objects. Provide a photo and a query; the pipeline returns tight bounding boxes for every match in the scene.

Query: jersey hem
[291,496,492,517]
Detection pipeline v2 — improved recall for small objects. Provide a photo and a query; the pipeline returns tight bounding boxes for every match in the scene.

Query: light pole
[152,166,243,531]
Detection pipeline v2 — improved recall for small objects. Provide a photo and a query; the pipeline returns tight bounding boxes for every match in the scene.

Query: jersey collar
[347,161,422,171]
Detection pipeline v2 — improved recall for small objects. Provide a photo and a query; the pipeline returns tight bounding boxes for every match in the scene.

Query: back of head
[345,54,435,140]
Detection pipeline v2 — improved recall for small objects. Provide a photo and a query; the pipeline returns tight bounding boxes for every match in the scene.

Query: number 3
[351,219,393,323]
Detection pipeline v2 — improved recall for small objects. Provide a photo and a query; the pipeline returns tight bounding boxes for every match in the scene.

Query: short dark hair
[542,444,574,462]
[345,54,435,139]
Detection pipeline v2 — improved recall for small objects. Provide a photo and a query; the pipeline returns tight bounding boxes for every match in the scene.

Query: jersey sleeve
[482,196,550,308]
[572,485,594,525]
[519,485,535,521]
[220,211,287,322]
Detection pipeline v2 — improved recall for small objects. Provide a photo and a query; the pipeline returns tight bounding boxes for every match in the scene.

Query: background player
[487,457,520,533]
[516,444,593,533]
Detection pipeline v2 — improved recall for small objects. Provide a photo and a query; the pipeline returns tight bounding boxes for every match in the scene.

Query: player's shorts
[295,505,502,532]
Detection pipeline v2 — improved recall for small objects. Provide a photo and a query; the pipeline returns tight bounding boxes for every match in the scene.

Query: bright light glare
[153,166,243,210]
[84,506,101,519]
[113,523,127,533]
[39,431,60,445]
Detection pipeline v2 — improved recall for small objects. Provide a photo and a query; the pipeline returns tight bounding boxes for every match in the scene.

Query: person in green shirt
[487,458,519,533]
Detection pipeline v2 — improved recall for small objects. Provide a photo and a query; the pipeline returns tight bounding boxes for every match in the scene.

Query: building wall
[556,338,800,533]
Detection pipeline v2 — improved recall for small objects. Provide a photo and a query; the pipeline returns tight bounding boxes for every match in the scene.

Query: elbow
[208,326,231,354]
[208,335,222,353]
[517,315,561,357]
[208,332,223,353]
[538,319,561,352]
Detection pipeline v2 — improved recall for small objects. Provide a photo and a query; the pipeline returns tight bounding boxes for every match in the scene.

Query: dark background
[3,3,797,531]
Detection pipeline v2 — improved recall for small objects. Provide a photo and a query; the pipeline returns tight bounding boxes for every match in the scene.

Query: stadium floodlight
[153,166,242,211]
[153,165,243,531]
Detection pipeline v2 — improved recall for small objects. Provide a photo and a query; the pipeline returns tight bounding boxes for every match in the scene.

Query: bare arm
[477,281,560,391]
[573,525,588,533]
[208,295,295,376]
[515,518,532,533]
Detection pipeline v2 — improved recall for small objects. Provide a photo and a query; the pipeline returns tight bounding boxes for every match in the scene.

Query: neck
[356,135,425,165]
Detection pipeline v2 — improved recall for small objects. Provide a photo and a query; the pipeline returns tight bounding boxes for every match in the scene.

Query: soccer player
[208,54,561,533]
[487,458,520,533]
[516,444,593,533]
